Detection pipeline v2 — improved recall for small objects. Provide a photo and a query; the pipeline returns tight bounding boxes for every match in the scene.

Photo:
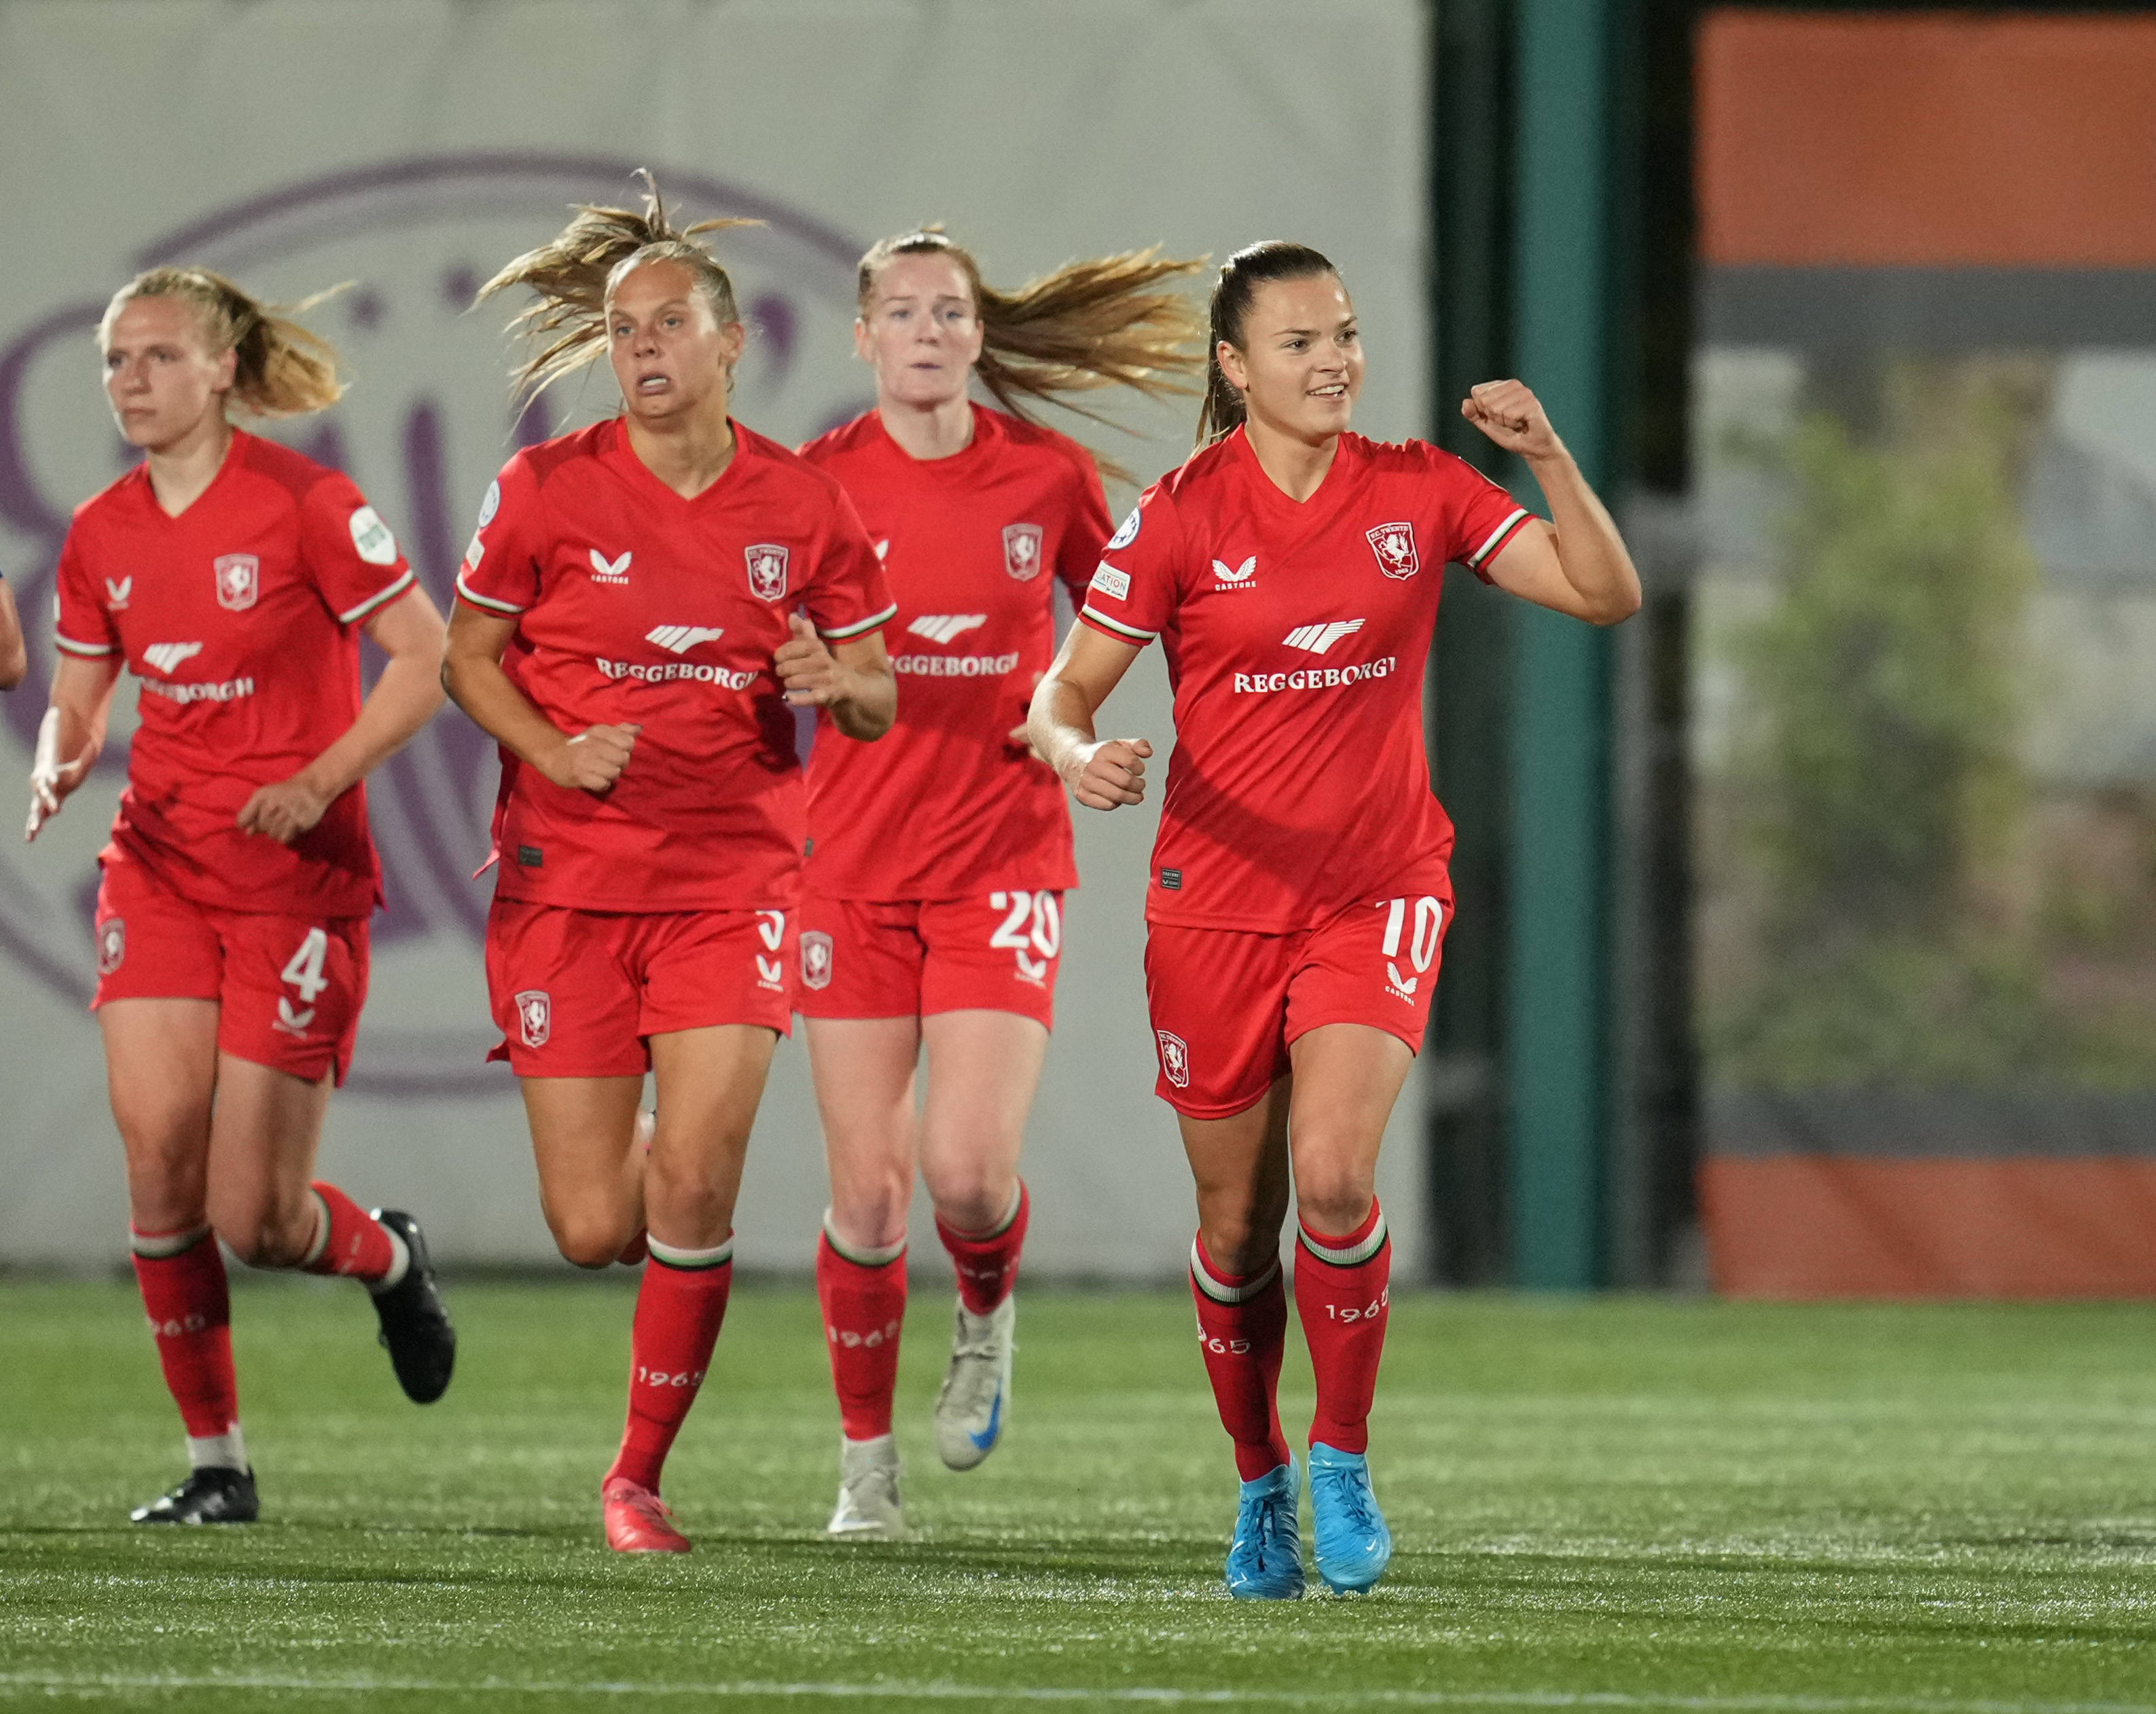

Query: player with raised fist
[1029,242,1640,1597]
[794,228,1201,1538]
[444,177,896,1555]
[24,266,456,1525]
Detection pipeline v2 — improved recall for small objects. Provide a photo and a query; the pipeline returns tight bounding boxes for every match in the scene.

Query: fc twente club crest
[213,553,260,610]
[744,543,789,601]
[800,930,834,991]
[1365,522,1420,580]
[1003,523,1044,581]
[514,989,552,1049]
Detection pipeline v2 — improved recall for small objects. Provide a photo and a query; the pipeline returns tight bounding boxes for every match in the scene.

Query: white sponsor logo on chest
[907,614,986,645]
[1212,555,1257,590]
[1282,619,1365,656]
[645,624,724,654]
[142,641,204,676]
[589,549,632,584]
[104,577,132,610]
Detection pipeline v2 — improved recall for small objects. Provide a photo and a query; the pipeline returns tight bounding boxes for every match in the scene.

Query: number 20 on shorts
[988,890,1062,985]
[1376,896,1442,999]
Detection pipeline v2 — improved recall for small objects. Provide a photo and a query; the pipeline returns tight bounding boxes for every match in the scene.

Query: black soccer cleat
[132,1465,257,1525]
[369,1208,456,1404]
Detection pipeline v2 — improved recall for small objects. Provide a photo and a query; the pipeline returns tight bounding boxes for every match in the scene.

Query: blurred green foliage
[1708,361,2156,1089]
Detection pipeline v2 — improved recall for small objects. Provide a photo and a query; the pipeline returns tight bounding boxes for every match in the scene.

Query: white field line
[0,1675,2149,1713]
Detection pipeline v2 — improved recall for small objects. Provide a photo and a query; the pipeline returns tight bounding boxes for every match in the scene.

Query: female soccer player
[1029,242,1640,1598]
[0,576,25,687]
[444,183,897,1554]
[795,229,1199,1537]
[24,266,456,1525]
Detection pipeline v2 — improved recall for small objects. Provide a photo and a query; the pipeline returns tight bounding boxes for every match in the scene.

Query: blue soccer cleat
[1308,1443,1392,1593]
[1225,1458,1305,1599]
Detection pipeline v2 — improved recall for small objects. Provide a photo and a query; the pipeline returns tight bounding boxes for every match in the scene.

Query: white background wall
[0,0,1433,1277]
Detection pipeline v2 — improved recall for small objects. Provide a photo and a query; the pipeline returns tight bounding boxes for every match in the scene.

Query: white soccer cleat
[933,1296,1015,1471]
[827,1434,908,1540]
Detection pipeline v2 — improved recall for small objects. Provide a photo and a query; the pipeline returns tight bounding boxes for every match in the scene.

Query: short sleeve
[52,526,120,661]
[1077,481,1181,649]
[1053,454,1114,606]
[802,487,897,642]
[299,471,418,625]
[454,456,545,617]
[1431,445,1536,583]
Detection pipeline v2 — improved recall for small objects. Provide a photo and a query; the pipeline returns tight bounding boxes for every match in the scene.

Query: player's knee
[213,1207,310,1270]
[927,1175,1007,1236]
[547,1209,636,1271]
[1197,1205,1285,1279]
[1293,1176,1375,1240]
[643,1156,734,1245]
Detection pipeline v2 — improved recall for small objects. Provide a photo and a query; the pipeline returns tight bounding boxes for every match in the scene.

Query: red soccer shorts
[794,890,1064,1028]
[1143,888,1452,1119]
[485,898,796,1078]
[90,856,370,1086]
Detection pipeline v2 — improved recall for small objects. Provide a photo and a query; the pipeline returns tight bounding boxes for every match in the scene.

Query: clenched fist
[1462,379,1563,462]
[545,723,641,792]
[1066,736,1153,812]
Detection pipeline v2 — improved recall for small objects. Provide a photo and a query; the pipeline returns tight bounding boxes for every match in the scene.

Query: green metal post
[1507,0,1616,1288]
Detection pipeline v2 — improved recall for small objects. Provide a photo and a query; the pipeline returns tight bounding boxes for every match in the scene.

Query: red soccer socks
[130,1225,242,1465]
[607,1237,734,1495]
[1189,1234,1292,1480]
[299,1182,403,1288]
[1293,1201,1392,1455]
[816,1224,908,1442]
[935,1182,1028,1316]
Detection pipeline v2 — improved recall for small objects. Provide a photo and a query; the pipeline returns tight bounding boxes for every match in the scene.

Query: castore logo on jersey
[645,625,723,654]
[1282,619,1365,656]
[1211,555,1257,589]
[142,642,204,676]
[744,543,789,600]
[1366,522,1420,579]
[907,614,986,645]
[1003,523,1043,581]
[213,554,259,611]
[589,549,632,584]
[104,577,131,610]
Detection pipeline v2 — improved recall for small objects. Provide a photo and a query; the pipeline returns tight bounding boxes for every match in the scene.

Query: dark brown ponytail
[1195,241,1340,445]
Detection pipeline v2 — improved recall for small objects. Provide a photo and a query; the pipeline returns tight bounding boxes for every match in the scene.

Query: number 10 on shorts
[988,890,1062,987]
[1376,896,1442,1002]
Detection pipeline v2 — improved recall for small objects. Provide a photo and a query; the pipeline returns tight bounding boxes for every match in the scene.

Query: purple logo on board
[0,155,869,1095]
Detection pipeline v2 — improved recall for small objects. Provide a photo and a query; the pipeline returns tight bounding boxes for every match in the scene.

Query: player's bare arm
[775,612,895,740]
[442,600,641,792]
[236,586,449,845]
[24,653,121,841]
[1028,623,1151,812]
[1461,379,1641,625]
[0,581,26,690]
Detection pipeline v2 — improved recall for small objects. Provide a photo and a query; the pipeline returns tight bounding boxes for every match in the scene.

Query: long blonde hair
[102,267,347,418]
[478,171,761,402]
[857,228,1204,482]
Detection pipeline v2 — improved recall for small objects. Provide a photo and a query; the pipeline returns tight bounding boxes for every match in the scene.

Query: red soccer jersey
[454,418,895,913]
[54,431,417,918]
[795,405,1109,899]
[1077,426,1533,932]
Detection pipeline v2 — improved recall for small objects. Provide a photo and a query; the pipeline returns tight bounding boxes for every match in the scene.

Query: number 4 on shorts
[281,927,331,1003]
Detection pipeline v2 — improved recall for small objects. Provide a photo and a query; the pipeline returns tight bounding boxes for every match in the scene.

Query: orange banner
[1702,1157,2156,1298]
[1699,14,2156,267]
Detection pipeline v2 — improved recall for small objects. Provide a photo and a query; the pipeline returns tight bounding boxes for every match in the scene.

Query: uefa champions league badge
[0,152,863,1096]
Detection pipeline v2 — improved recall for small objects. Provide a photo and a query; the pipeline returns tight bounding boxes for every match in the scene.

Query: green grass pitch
[1,1279,2151,1711]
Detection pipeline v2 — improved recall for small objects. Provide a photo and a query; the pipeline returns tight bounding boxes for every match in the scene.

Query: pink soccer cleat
[602,1475,691,1553]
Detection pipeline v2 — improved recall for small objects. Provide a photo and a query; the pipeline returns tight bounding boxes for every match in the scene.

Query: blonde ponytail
[478,170,761,402]
[102,267,348,419]
[858,229,1204,484]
